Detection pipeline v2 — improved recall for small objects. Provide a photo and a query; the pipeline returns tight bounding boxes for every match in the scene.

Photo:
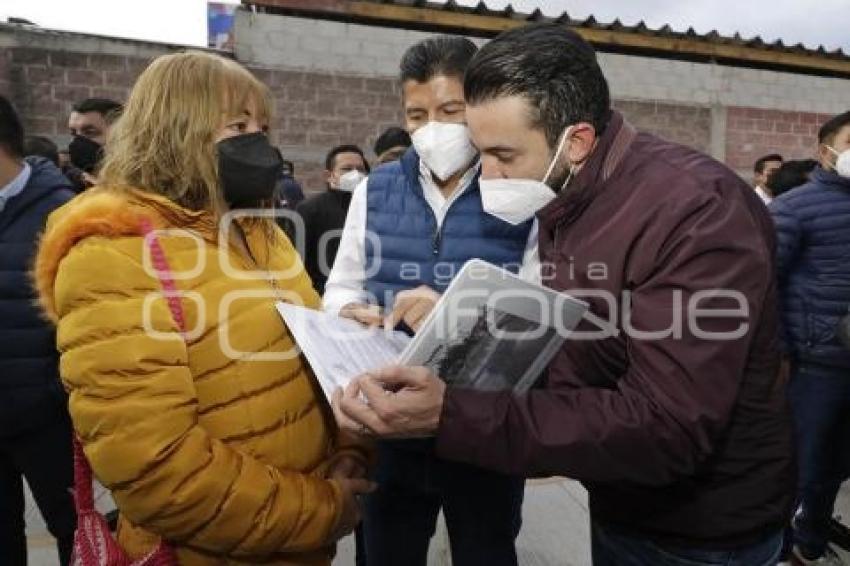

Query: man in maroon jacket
[334,24,794,566]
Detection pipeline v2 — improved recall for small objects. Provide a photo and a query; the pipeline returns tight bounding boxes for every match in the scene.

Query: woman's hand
[327,478,376,542]
[339,303,385,327]
[325,453,368,481]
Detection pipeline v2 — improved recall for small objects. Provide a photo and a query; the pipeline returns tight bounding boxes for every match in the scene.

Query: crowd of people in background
[0,19,848,566]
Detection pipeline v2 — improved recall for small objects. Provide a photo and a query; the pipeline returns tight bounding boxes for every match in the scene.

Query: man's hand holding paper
[332,366,446,439]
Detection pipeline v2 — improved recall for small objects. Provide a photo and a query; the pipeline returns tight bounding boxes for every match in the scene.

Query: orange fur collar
[33,189,165,322]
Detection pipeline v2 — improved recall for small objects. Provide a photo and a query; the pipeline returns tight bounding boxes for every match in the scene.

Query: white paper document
[276,302,411,401]
[277,260,588,403]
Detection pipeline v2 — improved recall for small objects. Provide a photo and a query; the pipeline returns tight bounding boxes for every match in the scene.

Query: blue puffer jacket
[770,166,850,371]
[364,148,532,307]
[0,157,75,437]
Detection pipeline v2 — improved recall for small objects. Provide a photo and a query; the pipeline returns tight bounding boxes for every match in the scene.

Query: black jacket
[0,157,74,437]
[295,189,352,295]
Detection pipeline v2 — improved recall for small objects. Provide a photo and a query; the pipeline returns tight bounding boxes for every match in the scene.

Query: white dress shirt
[755,185,773,205]
[322,160,540,315]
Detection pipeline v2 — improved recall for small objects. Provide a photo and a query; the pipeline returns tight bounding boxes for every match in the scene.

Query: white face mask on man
[479,126,575,225]
[411,121,478,181]
[826,146,850,178]
[337,169,366,193]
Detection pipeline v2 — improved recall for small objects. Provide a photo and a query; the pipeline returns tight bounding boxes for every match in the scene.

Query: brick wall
[2,19,848,196]
[238,11,850,118]
[7,47,149,137]
[0,42,404,194]
[725,106,831,177]
[234,10,485,76]
[1,42,717,195]
[234,10,850,186]
[255,67,403,192]
[614,100,713,154]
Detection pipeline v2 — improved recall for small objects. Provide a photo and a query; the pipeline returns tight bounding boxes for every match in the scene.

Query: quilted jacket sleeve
[770,198,803,286]
[769,198,803,352]
[53,237,343,558]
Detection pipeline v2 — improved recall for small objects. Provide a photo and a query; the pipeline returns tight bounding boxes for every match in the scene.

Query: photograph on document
[419,305,558,392]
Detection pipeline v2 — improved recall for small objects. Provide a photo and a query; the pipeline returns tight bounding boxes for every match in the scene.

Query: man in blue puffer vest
[0,96,76,565]
[323,36,538,566]
[770,110,850,565]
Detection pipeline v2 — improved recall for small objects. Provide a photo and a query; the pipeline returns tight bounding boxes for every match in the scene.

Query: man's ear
[566,122,597,165]
[818,144,835,170]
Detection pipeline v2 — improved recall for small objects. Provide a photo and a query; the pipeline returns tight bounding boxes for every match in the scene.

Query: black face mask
[68,135,103,173]
[217,133,283,208]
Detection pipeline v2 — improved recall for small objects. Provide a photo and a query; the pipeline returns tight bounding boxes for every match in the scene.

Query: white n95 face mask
[827,146,850,178]
[479,126,574,225]
[411,121,477,181]
[338,170,366,193]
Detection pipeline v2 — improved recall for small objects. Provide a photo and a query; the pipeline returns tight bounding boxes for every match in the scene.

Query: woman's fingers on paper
[340,303,384,327]
[353,306,384,327]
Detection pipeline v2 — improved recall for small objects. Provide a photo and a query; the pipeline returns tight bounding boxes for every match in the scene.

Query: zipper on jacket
[432,228,442,256]
[417,166,472,258]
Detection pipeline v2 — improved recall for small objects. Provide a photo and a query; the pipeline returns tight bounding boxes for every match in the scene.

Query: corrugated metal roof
[245,0,850,76]
[362,0,848,60]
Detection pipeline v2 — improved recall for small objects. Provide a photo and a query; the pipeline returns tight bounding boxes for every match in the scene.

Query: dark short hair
[754,153,784,174]
[818,111,850,144]
[374,127,411,157]
[72,97,124,123]
[24,135,59,166]
[766,159,818,197]
[281,159,294,175]
[464,23,611,147]
[400,35,478,84]
[325,144,369,172]
[0,95,24,158]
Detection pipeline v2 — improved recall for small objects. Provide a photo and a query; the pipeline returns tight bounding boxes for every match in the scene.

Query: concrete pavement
[25,479,850,565]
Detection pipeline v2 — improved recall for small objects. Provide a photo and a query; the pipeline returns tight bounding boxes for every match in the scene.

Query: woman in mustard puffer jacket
[33,51,373,564]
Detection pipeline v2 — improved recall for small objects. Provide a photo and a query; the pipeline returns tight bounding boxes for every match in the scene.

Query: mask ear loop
[826,145,841,169]
[560,165,576,192]
[541,126,574,187]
